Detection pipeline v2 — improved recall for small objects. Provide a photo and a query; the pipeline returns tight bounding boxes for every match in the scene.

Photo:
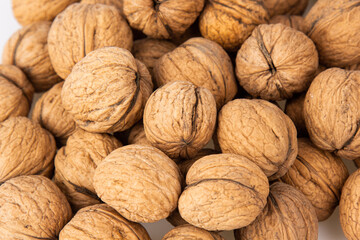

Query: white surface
[0,0,355,239]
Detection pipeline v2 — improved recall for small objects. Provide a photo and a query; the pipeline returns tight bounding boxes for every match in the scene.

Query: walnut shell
[62,47,153,133]
[48,3,133,79]
[0,65,34,122]
[264,0,309,17]
[3,21,61,92]
[269,15,310,34]
[0,117,56,183]
[178,153,269,231]
[281,138,349,221]
[155,37,237,109]
[166,208,189,227]
[304,68,360,160]
[123,0,205,39]
[93,144,182,223]
[59,204,150,240]
[127,121,152,146]
[347,63,360,71]
[81,0,123,15]
[235,182,318,240]
[162,224,224,240]
[0,175,72,239]
[235,24,318,101]
[217,99,298,180]
[144,81,217,159]
[285,92,307,137]
[199,0,269,51]
[355,158,360,168]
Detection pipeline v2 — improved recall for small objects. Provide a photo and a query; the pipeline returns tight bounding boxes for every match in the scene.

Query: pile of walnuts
[1,0,360,239]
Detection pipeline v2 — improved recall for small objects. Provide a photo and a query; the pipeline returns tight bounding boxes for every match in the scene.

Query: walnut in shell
[285,93,307,137]
[269,15,310,34]
[81,0,123,15]
[162,224,224,240]
[0,175,72,239]
[127,121,151,146]
[264,0,309,17]
[235,24,318,101]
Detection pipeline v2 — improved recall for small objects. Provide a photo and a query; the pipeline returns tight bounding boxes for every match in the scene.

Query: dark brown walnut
[235,24,318,101]
[162,224,224,240]
[62,47,153,133]
[285,93,307,137]
[269,15,310,33]
[235,182,318,240]
[199,0,269,51]
[81,0,124,15]
[127,121,152,146]
[217,99,297,180]
[48,3,133,79]
[155,37,237,109]
[2,21,61,92]
[179,153,269,231]
[264,0,309,17]
[94,144,182,223]
[281,138,349,221]
[144,81,217,159]
[305,0,360,67]
[166,208,189,227]
[0,117,56,183]
[0,175,72,239]
[355,158,360,168]
[304,68,360,160]
[123,0,205,39]
[0,65,33,122]
[346,63,360,71]
[59,204,150,240]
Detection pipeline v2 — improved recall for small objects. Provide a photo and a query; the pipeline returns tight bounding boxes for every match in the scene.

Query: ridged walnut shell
[285,93,307,137]
[235,182,318,240]
[178,153,269,231]
[62,47,153,133]
[235,24,318,101]
[127,121,152,146]
[48,3,133,79]
[94,144,182,223]
[81,0,123,15]
[0,175,72,239]
[217,99,298,180]
[264,0,309,17]
[162,224,224,240]
[269,15,310,34]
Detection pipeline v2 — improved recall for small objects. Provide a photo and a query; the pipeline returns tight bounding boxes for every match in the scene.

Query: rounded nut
[264,0,308,17]
[127,121,152,146]
[162,224,224,240]
[81,0,123,15]
[269,15,310,34]
[285,93,307,137]
[166,208,188,227]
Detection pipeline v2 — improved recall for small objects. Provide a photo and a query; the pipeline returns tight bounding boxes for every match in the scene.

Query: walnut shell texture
[162,224,224,240]
[127,121,152,146]
[285,92,307,137]
[166,208,189,227]
[264,0,309,17]
[269,15,310,34]
[81,0,124,15]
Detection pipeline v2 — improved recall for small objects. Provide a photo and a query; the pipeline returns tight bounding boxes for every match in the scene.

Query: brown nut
[0,175,72,239]
[48,3,133,79]
[269,15,310,34]
[81,0,124,15]
[264,0,309,17]
[59,204,150,240]
[0,65,34,122]
[93,144,182,223]
[347,63,360,71]
[162,224,224,240]
[355,158,360,168]
[178,153,269,231]
[3,21,61,92]
[123,0,205,39]
[166,208,189,227]
[127,121,152,146]
[62,47,153,133]
[155,37,237,109]
[235,24,318,101]
[0,117,56,183]
[144,81,217,159]
[235,182,318,240]
[285,92,307,137]
[217,99,298,180]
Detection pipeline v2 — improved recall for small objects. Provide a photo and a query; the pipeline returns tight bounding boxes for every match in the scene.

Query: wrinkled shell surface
[166,208,188,227]
[81,0,123,15]
[162,224,224,240]
[269,15,310,33]
[264,0,309,17]
[127,121,152,146]
[285,93,307,137]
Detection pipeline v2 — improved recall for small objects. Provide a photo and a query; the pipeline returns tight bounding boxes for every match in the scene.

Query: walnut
[155,37,238,109]
[347,63,360,71]
[93,144,182,222]
[81,0,123,15]
[355,158,360,168]
[199,0,269,51]
[0,117,56,183]
[123,0,205,39]
[285,93,307,137]
[59,204,150,239]
[144,81,217,159]
[61,47,153,133]
[217,99,297,180]
[235,182,318,240]
[178,153,269,231]
[0,175,72,239]
[0,65,34,122]
[264,0,309,17]
[166,208,188,227]
[162,224,224,240]
[48,3,133,79]
[2,21,61,92]
[304,68,360,160]
[127,121,152,146]
[269,15,310,33]
[235,24,318,101]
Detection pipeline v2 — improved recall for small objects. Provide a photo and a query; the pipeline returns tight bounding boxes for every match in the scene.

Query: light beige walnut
[269,15,310,33]
[127,121,151,146]
[285,93,307,137]
[162,224,224,240]
[81,0,123,15]
[264,0,309,17]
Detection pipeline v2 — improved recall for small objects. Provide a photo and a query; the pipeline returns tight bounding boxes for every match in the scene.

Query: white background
[0,0,356,239]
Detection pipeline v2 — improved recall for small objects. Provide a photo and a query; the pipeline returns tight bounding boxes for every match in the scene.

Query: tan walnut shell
[127,121,152,146]
[235,24,318,101]
[0,117,56,183]
[199,0,269,51]
[217,99,298,180]
[3,21,61,92]
[0,175,72,240]
[162,224,224,240]
[0,65,34,122]
[304,68,360,160]
[59,204,150,240]
[285,93,307,137]
[264,0,309,17]
[155,37,237,109]
[269,15,310,34]
[123,0,205,39]
[281,138,349,221]
[48,3,133,79]
[144,80,217,159]
[178,153,269,231]
[62,47,153,133]
[94,144,182,223]
[235,182,318,240]
[81,0,124,15]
